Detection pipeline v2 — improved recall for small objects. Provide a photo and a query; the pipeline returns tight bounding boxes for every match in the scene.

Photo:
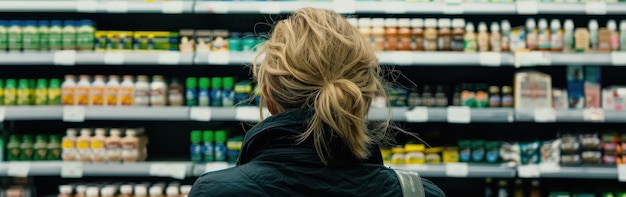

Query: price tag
[63,106,86,122]
[205,162,230,173]
[405,107,429,122]
[518,164,541,178]
[259,2,281,14]
[392,52,413,65]
[516,1,538,15]
[447,106,471,123]
[8,162,30,177]
[534,108,556,122]
[150,164,187,180]
[515,51,552,67]
[585,2,607,15]
[208,52,230,65]
[611,52,626,65]
[479,52,502,66]
[54,50,77,66]
[235,106,270,122]
[104,52,125,65]
[106,1,128,13]
[158,52,180,65]
[405,164,429,171]
[61,162,83,178]
[0,107,5,122]
[384,2,406,14]
[76,0,98,12]
[538,163,560,173]
[445,163,469,177]
[584,108,604,122]
[443,4,463,14]
[618,164,626,182]
[207,2,229,14]
[189,107,211,122]
[162,1,184,14]
[332,0,356,14]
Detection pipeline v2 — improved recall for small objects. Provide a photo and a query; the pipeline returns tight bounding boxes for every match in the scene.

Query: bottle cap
[101,187,115,197]
[9,20,21,26]
[49,79,60,88]
[223,77,235,89]
[550,19,561,30]
[123,75,134,81]
[203,130,214,142]
[24,20,37,26]
[347,18,358,27]
[526,18,536,29]
[5,79,15,87]
[620,20,626,31]
[137,75,148,81]
[80,19,94,27]
[452,18,465,29]
[384,18,398,27]
[424,18,437,28]
[0,20,6,26]
[76,185,87,194]
[211,77,222,89]
[215,130,227,142]
[37,78,47,87]
[186,77,197,88]
[49,135,60,142]
[94,75,105,81]
[199,77,210,89]
[50,20,62,26]
[125,129,137,137]
[589,19,599,30]
[36,135,46,142]
[371,18,385,27]
[410,18,424,28]
[63,20,75,27]
[59,185,73,194]
[538,18,548,30]
[607,19,617,31]
[478,22,488,32]
[564,19,575,30]
[489,86,500,93]
[358,18,371,28]
[152,75,164,81]
[191,130,202,142]
[465,22,475,32]
[18,79,29,88]
[109,128,121,136]
[437,18,451,28]
[38,20,49,27]
[490,22,500,32]
[86,187,99,197]
[397,18,410,28]
[95,128,106,136]
[501,20,511,31]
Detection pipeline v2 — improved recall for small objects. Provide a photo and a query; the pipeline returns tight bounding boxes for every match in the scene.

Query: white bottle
[180,185,192,197]
[357,18,373,48]
[101,187,115,197]
[563,19,575,52]
[537,18,550,51]
[607,20,619,51]
[621,20,626,51]
[134,75,150,106]
[91,128,106,162]
[166,186,179,197]
[526,18,538,50]
[104,75,120,106]
[120,185,133,196]
[62,75,77,106]
[58,185,73,196]
[77,128,92,162]
[501,20,511,52]
[150,75,168,106]
[86,187,99,197]
[589,19,599,51]
[477,22,489,52]
[150,186,163,197]
[90,75,105,106]
[347,18,358,27]
[76,75,91,106]
[120,75,134,106]
[135,185,148,197]
[550,19,563,52]
[490,22,501,52]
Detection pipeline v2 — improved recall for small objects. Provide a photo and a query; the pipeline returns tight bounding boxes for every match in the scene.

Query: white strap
[394,169,426,197]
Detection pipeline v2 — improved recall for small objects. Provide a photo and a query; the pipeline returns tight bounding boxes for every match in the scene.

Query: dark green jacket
[189,108,445,197]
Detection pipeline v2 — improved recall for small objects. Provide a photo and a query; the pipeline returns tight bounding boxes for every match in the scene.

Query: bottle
[497,180,508,197]
[0,79,3,104]
[513,179,523,197]
[38,20,49,51]
[17,79,30,106]
[203,130,215,162]
[501,86,513,108]
[526,18,538,50]
[477,22,490,52]
[563,19,575,52]
[398,18,412,51]
[33,79,47,105]
[167,78,184,106]
[501,20,511,52]
[529,180,540,197]
[407,88,421,107]
[198,77,210,106]
[58,185,73,197]
[90,75,105,106]
[101,187,114,197]
[384,18,399,51]
[190,130,203,162]
[358,18,373,49]
[77,20,95,51]
[33,135,48,161]
[85,187,98,197]
[62,129,78,161]
[76,75,91,106]
[48,79,61,105]
[22,20,39,51]
[62,75,77,105]
[451,19,466,51]
[0,20,7,51]
[7,135,20,161]
[461,84,476,107]
[589,19,599,51]
[62,20,77,50]
[423,19,438,51]
[485,178,494,197]
[621,20,626,51]
[186,77,197,106]
[29,79,36,105]
[211,77,223,107]
[608,20,619,51]
[91,128,106,162]
[214,130,228,162]
[135,185,148,197]
[372,18,385,51]
[464,22,477,52]
[490,22,501,52]
[575,27,590,52]
[434,85,448,107]
[122,129,139,162]
[7,20,22,51]
[410,18,424,51]
[222,77,235,107]
[105,128,122,162]
[150,75,168,106]
[421,85,435,107]
[150,186,163,197]
[120,75,134,106]
[77,128,92,162]
[475,84,489,108]
[438,18,452,51]
[19,135,34,161]
[119,185,133,197]
[180,185,192,197]
[4,79,16,105]
[134,75,150,106]
[49,20,63,51]
[550,19,563,52]
[166,186,179,197]
[537,18,550,51]
[47,135,61,160]
[488,86,501,107]
[104,75,120,106]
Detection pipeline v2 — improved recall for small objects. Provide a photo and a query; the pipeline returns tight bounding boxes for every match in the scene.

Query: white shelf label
[150,164,187,180]
[208,52,230,65]
[106,1,128,13]
[61,162,83,178]
[207,2,229,14]
[168,164,187,180]
[405,164,429,171]
[333,0,356,14]
[538,163,560,173]
[0,107,5,122]
[54,50,77,66]
[445,163,469,177]
[392,52,413,65]
[8,162,30,177]
[533,108,556,122]
[611,52,626,65]
[63,106,86,122]
[518,164,541,178]
[235,106,270,122]
[619,164,626,182]
[515,51,551,67]
[585,2,607,15]
[259,2,281,14]
[104,52,125,65]
[443,4,463,14]
[205,162,230,173]
[479,52,502,66]
[405,107,429,122]
[447,106,471,123]
[158,52,180,65]
[76,0,98,12]
[516,1,538,15]
[162,1,185,14]
[384,2,406,14]
[189,107,212,122]
[583,108,604,122]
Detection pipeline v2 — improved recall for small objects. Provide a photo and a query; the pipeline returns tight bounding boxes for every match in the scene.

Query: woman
[189,8,445,197]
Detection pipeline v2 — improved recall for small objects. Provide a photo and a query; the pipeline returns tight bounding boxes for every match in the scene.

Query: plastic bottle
[7,135,20,161]
[621,20,626,51]
[101,187,114,197]
[214,130,228,162]
[150,75,168,106]
[119,185,133,197]
[135,185,148,197]
[47,78,61,105]
[563,19,575,52]
[490,22,501,52]
[589,19,599,51]
[150,186,163,197]
[49,20,63,51]
[167,78,183,106]
[38,20,49,51]
[0,79,4,104]
[33,135,48,161]
[134,75,150,106]
[86,187,99,197]
[8,20,22,51]
[198,77,210,106]
[513,179,523,197]
[438,18,452,51]
[190,130,203,162]
[537,18,550,51]
[607,20,619,51]
[529,180,540,197]
[62,128,77,161]
[203,130,215,162]
[19,135,34,161]
[4,79,16,105]
[398,18,412,51]
[62,20,77,50]
[484,178,494,197]
[58,185,73,197]
[22,20,39,51]
[410,18,424,51]
[358,18,373,49]
[372,18,385,51]
[61,75,77,106]
[550,19,563,52]
[210,77,223,107]
[75,75,91,106]
[0,20,7,51]
[222,77,235,107]
[186,77,197,106]
[77,128,92,162]
[423,19,438,51]
[29,79,37,105]
[497,180,508,197]
[464,22,477,52]
[120,75,134,106]
[34,79,47,105]
[47,135,61,160]
[77,20,95,51]
[91,75,105,106]
[17,79,30,106]
[526,18,538,50]
[122,129,139,162]
[384,18,399,51]
[105,128,122,162]
[91,128,106,162]
[180,185,192,197]
[451,19,465,51]
[166,186,179,197]
[104,75,120,106]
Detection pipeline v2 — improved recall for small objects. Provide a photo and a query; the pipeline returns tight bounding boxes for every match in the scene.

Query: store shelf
[194,1,334,14]
[84,106,190,121]
[388,164,516,178]
[4,106,63,120]
[0,161,194,177]
[536,2,626,15]
[0,1,194,13]
[0,52,194,66]
[549,53,612,65]
[538,166,618,179]
[514,109,626,123]
[369,107,514,123]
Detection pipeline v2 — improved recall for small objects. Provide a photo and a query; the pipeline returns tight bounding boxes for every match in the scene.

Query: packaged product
[471,140,485,162]
[404,143,425,164]
[458,140,471,162]
[195,30,212,52]
[442,147,459,163]
[211,29,229,52]
[226,136,243,163]
[179,29,195,52]
[499,142,520,165]
[520,141,540,165]
[509,26,526,52]
[540,139,561,164]
[584,66,601,108]
[602,86,626,110]
[485,141,500,163]
[514,71,552,109]
[388,85,408,107]
[390,146,406,164]
[552,89,569,109]
[424,147,442,164]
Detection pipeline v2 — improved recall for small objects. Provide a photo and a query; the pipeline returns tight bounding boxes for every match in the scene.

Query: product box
[133,31,179,51]
[514,71,552,109]
[567,66,585,109]
[509,26,527,52]
[584,66,601,108]
[602,86,626,110]
[574,28,590,52]
[552,89,569,109]
[597,28,611,52]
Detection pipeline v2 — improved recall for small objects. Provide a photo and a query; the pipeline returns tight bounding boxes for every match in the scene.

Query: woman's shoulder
[188,166,270,197]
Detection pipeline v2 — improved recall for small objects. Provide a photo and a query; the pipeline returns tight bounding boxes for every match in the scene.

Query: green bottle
[19,135,34,161]
[38,20,50,51]
[17,79,30,106]
[6,135,20,161]
[203,130,215,162]
[29,79,36,105]
[0,136,4,162]
[210,77,223,107]
[214,130,227,162]
[186,77,197,106]
[33,135,48,161]
[7,20,22,52]
[48,79,61,105]
[198,77,210,106]
[47,135,61,160]
[48,20,63,51]
[0,20,7,51]
[35,79,48,105]
[222,77,235,107]
[4,79,16,105]
[190,130,203,162]
[22,20,39,51]
[0,79,4,104]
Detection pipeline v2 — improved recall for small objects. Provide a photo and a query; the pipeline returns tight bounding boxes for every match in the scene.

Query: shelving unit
[0,1,194,13]
[0,52,194,66]
[0,161,194,178]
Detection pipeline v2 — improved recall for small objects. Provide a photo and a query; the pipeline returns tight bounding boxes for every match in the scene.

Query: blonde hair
[253,8,389,164]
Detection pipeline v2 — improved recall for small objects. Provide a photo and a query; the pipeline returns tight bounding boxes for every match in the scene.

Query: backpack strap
[393,169,426,197]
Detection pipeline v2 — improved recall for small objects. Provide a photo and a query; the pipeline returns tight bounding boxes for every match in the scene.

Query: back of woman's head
[253,8,387,164]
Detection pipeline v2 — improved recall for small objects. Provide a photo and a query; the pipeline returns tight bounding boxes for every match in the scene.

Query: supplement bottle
[150,75,168,106]
[550,19,563,52]
[451,19,465,51]
[358,18,372,49]
[17,79,29,106]
[222,77,235,107]
[167,78,184,106]
[384,18,398,51]
[186,77,197,106]
[120,75,134,106]
[8,20,22,51]
[410,18,424,51]
[215,130,228,162]
[90,75,105,106]
[77,128,92,162]
[621,20,626,51]
[19,135,34,160]
[7,135,20,161]
[423,18,438,51]
[437,18,451,51]
[198,77,210,106]
[134,75,150,106]
[58,185,73,197]
[35,79,47,105]
[180,185,192,197]
[121,129,139,162]
[91,128,106,163]
[477,22,490,52]
[490,22,502,52]
[589,19,599,51]
[607,20,619,51]
[575,27,590,52]
[62,20,77,50]
[210,77,223,107]
[526,18,538,50]
[501,20,511,52]
[75,185,86,197]
[0,20,7,50]
[150,186,163,197]
[48,79,61,105]
[38,20,49,51]
[464,22,477,52]
[105,128,122,162]
[371,18,385,51]
[537,18,550,51]
[4,79,16,105]
[22,20,39,51]
[203,130,215,162]
[119,185,133,197]
[104,75,120,106]
[77,20,95,51]
[85,187,98,197]
[563,19,575,52]
[33,135,48,161]
[398,18,412,51]
[49,20,63,51]
[135,185,148,197]
[76,75,91,106]
[166,186,179,197]
[62,75,76,105]
[47,135,61,160]
[190,130,203,162]
[62,129,78,161]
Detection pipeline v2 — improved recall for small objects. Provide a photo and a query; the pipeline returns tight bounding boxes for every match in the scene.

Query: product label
[149,88,166,105]
[39,29,49,50]
[22,31,39,51]
[49,32,62,50]
[17,88,29,105]
[49,147,61,160]
[611,34,619,50]
[451,35,464,51]
[438,35,451,51]
[77,141,89,149]
[4,88,16,105]
[62,140,74,149]
[121,143,138,159]
[9,147,20,160]
[424,38,438,51]
[464,39,477,52]
[478,36,489,52]
[198,90,210,106]
[222,90,234,107]
[186,89,196,106]
[490,36,501,52]
[62,87,75,105]
[120,87,133,106]
[134,89,149,105]
[8,31,22,50]
[168,90,183,105]
[91,140,104,149]
[35,88,47,105]
[62,32,76,50]
[76,87,90,105]
[210,90,222,107]
[501,34,510,51]
[77,31,94,50]
[375,37,385,51]
[105,87,118,106]
[538,31,551,50]
[550,31,563,51]
[527,32,538,49]
[48,88,61,105]
[35,147,47,160]
[0,30,7,50]
[91,87,104,106]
